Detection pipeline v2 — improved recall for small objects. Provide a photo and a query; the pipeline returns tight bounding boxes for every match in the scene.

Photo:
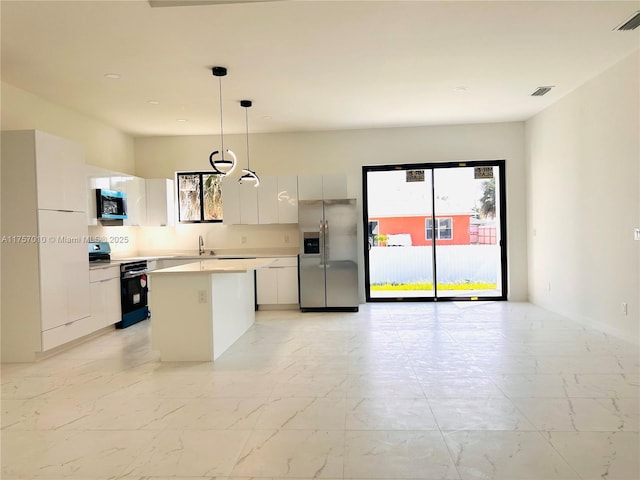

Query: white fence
[369,245,500,284]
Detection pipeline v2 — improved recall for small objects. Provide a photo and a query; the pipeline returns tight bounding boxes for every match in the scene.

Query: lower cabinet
[256,257,299,307]
[89,266,122,329]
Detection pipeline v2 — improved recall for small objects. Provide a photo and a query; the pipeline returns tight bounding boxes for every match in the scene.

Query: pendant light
[238,99,260,187]
[208,66,237,176]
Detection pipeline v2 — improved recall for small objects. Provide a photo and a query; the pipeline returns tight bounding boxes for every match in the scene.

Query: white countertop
[148,257,274,275]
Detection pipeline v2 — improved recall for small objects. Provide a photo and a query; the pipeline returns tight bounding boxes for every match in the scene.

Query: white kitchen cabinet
[297,175,324,201]
[221,177,240,225]
[239,182,259,224]
[86,165,112,225]
[257,176,278,224]
[221,176,258,225]
[38,210,91,331]
[34,130,86,212]
[277,175,298,223]
[146,178,175,226]
[297,174,347,200]
[120,176,146,226]
[1,130,94,362]
[256,257,299,307]
[90,266,121,328]
[227,174,298,226]
[258,175,298,224]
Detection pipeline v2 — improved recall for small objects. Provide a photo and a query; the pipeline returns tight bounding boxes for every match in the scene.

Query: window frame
[425,217,453,240]
[176,171,224,223]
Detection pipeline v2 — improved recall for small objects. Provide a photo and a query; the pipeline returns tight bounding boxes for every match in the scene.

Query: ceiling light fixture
[104,73,121,79]
[208,66,237,176]
[239,99,260,187]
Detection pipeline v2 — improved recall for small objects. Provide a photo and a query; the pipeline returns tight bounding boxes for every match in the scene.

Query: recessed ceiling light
[176,118,188,123]
[262,115,273,120]
[104,73,121,79]
[453,86,468,93]
[148,100,160,105]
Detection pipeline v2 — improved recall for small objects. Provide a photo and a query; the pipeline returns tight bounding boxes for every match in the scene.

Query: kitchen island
[148,258,273,361]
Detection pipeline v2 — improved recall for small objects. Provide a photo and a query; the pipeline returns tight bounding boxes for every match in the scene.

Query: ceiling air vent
[615,11,640,31]
[531,86,554,97]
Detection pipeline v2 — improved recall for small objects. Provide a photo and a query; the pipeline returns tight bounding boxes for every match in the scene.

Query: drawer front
[41,315,103,351]
[90,265,120,282]
[268,257,298,268]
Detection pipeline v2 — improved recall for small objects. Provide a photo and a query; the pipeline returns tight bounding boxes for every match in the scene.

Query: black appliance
[96,188,128,220]
[118,260,150,328]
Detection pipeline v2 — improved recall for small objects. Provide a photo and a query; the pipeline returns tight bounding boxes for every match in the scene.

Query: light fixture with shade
[238,99,260,187]
[208,66,237,176]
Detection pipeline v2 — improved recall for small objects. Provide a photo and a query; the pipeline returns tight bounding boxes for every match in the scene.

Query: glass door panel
[364,161,507,302]
[433,166,503,298]
[365,169,435,299]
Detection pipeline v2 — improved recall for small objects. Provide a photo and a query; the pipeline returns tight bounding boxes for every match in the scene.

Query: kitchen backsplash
[89,223,300,256]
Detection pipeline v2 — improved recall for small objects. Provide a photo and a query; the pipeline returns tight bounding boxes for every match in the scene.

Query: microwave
[96,188,128,220]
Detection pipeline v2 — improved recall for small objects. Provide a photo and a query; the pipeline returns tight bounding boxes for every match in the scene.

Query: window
[177,172,223,223]
[426,217,453,240]
[368,220,379,246]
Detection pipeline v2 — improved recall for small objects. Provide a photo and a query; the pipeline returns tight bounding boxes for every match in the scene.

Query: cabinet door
[277,175,298,223]
[297,175,323,201]
[256,268,278,304]
[277,266,299,304]
[38,210,91,331]
[321,174,348,200]
[104,277,122,326]
[221,177,240,225]
[257,176,278,224]
[90,281,107,327]
[122,177,146,226]
[35,131,86,212]
[239,182,259,224]
[146,178,175,226]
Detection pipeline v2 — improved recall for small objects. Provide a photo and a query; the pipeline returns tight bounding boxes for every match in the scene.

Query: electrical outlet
[198,290,207,303]
[284,234,290,243]
[240,236,246,244]
[634,228,640,241]
[622,302,628,315]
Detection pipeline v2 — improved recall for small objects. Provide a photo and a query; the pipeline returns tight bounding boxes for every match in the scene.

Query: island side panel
[211,270,255,360]
[150,272,214,361]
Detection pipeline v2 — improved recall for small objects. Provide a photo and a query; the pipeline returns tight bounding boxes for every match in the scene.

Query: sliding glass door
[363,161,507,301]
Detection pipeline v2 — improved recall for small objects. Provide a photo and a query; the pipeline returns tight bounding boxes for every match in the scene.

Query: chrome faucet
[198,235,205,255]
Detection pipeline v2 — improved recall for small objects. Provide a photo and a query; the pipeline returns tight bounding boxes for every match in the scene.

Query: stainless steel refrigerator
[298,199,359,311]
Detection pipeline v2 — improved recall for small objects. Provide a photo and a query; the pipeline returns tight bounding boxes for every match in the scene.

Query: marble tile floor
[1,301,639,480]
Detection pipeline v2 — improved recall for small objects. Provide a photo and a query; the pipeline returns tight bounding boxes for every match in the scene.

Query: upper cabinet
[34,130,87,212]
[146,178,175,227]
[223,175,298,225]
[297,174,347,200]
[86,168,175,227]
[221,177,258,225]
[119,176,147,227]
[258,175,298,224]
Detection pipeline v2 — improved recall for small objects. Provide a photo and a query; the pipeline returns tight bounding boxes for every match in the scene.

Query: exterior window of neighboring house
[368,220,379,246]
[425,217,453,240]
[176,172,223,223]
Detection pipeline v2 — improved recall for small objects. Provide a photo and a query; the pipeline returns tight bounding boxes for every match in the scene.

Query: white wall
[526,52,639,343]
[135,122,528,301]
[1,82,135,173]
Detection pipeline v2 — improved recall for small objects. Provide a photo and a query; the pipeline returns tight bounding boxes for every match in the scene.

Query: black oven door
[118,272,149,328]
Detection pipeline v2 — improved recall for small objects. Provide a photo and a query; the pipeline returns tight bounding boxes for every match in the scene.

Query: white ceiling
[1,0,639,137]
